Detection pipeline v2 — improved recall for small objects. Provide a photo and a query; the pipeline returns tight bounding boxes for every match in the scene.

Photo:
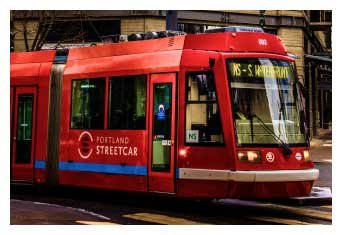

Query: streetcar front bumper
[177,168,319,198]
[178,168,319,182]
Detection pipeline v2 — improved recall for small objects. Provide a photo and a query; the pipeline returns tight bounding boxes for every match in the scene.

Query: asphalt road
[11,185,332,225]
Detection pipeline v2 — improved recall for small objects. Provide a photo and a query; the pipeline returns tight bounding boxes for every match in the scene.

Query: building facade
[10,10,332,137]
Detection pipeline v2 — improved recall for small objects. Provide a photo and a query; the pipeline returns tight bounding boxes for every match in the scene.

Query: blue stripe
[175,168,180,179]
[59,161,147,176]
[35,160,46,169]
[34,160,147,176]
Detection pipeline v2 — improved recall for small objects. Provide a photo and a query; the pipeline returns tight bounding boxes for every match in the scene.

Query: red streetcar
[10,27,319,199]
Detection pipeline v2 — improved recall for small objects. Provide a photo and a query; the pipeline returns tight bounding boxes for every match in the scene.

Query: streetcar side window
[70,78,105,129]
[185,73,224,145]
[108,75,147,130]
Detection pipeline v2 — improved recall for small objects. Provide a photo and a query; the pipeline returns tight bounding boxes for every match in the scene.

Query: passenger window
[70,78,105,129]
[185,73,224,145]
[108,75,147,130]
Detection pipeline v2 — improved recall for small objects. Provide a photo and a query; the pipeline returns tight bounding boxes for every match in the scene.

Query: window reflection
[70,78,105,129]
[108,75,146,130]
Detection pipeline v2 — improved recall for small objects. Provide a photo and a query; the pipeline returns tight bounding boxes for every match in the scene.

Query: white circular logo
[265,152,275,162]
[78,131,93,159]
[295,152,302,161]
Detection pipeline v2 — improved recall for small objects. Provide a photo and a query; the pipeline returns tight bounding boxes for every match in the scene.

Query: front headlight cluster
[303,150,311,162]
[237,151,261,163]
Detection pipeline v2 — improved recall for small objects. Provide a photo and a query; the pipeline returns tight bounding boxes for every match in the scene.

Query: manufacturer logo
[265,152,275,162]
[78,131,93,159]
[258,39,268,46]
[295,152,302,161]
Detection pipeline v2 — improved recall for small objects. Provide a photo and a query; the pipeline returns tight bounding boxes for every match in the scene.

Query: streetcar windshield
[226,58,308,146]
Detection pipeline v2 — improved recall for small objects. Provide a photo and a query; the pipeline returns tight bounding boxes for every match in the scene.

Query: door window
[152,83,172,171]
[16,95,33,164]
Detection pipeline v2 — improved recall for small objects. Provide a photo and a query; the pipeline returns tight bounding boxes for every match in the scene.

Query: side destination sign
[231,63,290,79]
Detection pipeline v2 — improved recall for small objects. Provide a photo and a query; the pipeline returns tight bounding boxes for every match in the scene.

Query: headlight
[303,150,311,162]
[237,151,261,163]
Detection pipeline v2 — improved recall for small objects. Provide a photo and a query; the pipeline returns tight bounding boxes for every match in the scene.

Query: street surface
[11,185,331,225]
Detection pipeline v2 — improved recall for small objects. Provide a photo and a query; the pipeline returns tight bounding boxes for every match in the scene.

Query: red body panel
[10,50,56,182]
[176,180,313,199]
[177,180,229,198]
[35,169,46,184]
[59,129,149,192]
[61,131,147,164]
[184,32,287,55]
[64,51,182,77]
[225,181,313,199]
[60,172,147,192]
[234,147,314,171]
[178,50,235,171]
[59,48,182,192]
[67,36,185,60]
[10,50,56,64]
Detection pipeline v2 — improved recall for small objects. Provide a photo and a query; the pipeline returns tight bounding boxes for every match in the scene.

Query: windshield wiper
[250,114,292,155]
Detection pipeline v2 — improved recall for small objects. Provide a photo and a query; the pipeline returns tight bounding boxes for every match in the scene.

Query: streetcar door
[11,87,37,182]
[10,87,14,132]
[10,87,14,179]
[148,73,176,193]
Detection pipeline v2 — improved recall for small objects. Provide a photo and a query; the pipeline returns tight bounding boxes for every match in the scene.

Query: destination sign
[230,62,290,79]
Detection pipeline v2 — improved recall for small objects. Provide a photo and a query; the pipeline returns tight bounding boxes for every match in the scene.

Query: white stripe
[12,199,111,220]
[178,168,319,182]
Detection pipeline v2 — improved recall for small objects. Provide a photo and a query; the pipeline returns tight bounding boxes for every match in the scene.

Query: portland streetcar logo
[77,132,138,158]
[265,152,275,162]
[78,131,93,159]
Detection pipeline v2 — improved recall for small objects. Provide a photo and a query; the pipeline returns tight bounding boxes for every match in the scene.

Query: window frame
[184,71,225,146]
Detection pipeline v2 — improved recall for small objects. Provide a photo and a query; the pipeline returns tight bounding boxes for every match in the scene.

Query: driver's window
[185,73,224,145]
